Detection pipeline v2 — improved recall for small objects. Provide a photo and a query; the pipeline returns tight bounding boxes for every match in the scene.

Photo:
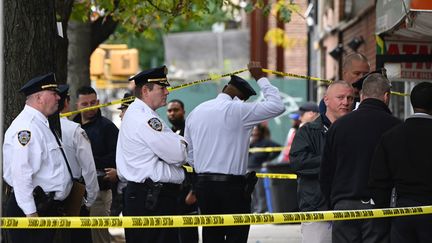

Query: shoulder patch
[17,130,31,146]
[81,131,90,143]
[148,118,163,131]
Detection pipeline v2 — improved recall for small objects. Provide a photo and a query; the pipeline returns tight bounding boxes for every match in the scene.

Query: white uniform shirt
[184,78,285,175]
[116,99,187,184]
[3,105,73,214]
[61,117,99,207]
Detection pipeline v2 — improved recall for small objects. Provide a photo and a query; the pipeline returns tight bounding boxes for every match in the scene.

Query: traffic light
[110,49,139,76]
[90,48,106,76]
[89,44,139,86]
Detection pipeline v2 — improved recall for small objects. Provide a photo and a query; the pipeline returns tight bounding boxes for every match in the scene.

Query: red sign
[386,41,432,80]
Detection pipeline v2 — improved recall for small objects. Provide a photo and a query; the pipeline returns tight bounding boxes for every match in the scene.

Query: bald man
[320,53,370,113]
[290,81,354,243]
[342,53,371,84]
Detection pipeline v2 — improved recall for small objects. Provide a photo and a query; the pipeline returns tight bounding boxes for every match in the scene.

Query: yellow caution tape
[1,206,430,228]
[61,69,248,117]
[249,147,285,153]
[62,67,409,117]
[262,69,333,84]
[262,69,409,96]
[183,166,194,173]
[168,68,248,91]
[390,91,410,97]
[256,173,297,179]
[60,96,136,118]
[182,166,297,180]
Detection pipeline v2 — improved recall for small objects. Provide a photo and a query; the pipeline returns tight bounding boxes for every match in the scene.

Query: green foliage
[279,5,292,23]
[244,2,254,13]
[71,0,301,66]
[263,4,272,16]
[70,1,90,22]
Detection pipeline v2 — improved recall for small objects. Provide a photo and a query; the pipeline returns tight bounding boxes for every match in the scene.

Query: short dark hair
[410,82,432,110]
[168,99,184,110]
[76,86,97,98]
[58,94,70,111]
[255,123,271,140]
[361,73,391,99]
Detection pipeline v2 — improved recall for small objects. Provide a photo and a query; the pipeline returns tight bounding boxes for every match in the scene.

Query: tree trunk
[67,20,92,111]
[2,2,58,239]
[4,0,58,129]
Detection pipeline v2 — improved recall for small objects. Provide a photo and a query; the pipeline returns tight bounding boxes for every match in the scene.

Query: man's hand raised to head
[248,61,265,81]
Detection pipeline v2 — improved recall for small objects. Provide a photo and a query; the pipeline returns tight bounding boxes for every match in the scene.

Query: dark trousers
[178,227,199,243]
[195,179,251,243]
[123,181,181,243]
[5,193,59,243]
[177,182,199,243]
[391,198,432,243]
[54,206,92,243]
[332,199,390,243]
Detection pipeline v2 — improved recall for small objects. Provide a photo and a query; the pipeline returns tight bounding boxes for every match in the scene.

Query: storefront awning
[376,0,432,40]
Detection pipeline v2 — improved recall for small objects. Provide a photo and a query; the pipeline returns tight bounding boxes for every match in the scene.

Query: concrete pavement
[110,223,302,243]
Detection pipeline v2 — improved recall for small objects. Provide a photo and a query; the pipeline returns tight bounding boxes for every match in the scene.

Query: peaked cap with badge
[58,84,69,98]
[118,92,135,110]
[19,72,59,96]
[129,65,170,87]
[228,75,257,100]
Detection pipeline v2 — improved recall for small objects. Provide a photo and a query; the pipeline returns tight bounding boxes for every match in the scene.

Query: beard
[169,118,184,128]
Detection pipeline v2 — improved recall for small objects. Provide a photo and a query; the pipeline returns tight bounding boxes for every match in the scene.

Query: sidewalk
[110,224,302,243]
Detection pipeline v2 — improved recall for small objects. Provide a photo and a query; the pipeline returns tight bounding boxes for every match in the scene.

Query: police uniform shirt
[184,77,285,175]
[116,98,187,184]
[3,105,72,215]
[60,117,99,207]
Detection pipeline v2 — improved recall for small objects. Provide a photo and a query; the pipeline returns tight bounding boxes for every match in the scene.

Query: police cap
[129,66,170,87]
[19,72,58,96]
[118,92,134,110]
[228,75,257,99]
[58,84,69,99]
[289,101,319,120]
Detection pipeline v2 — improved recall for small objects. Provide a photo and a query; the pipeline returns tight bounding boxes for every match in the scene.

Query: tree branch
[90,0,119,53]
[147,0,173,14]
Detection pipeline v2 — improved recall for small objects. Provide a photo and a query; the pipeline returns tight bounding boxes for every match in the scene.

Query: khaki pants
[90,189,112,243]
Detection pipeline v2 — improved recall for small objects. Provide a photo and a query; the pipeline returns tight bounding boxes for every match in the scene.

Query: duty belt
[197,173,246,183]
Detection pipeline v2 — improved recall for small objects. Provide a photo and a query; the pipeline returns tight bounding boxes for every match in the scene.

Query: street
[110,224,302,243]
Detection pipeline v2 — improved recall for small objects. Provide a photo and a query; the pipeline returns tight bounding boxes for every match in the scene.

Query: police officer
[3,73,73,243]
[117,66,188,243]
[111,92,134,217]
[184,61,285,243]
[118,92,134,120]
[57,84,99,243]
[59,84,99,210]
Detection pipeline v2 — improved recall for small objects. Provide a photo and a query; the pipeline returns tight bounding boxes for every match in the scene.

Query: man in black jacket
[320,73,401,243]
[369,82,432,243]
[73,86,119,243]
[290,81,354,243]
